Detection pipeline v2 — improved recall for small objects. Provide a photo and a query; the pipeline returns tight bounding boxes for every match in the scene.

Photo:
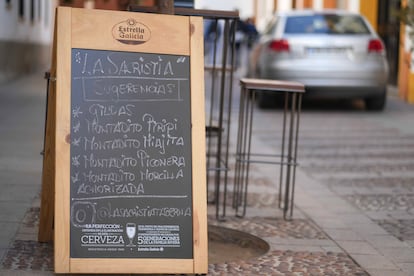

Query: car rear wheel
[365,88,386,111]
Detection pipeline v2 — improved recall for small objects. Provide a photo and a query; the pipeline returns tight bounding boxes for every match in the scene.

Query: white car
[249,10,389,110]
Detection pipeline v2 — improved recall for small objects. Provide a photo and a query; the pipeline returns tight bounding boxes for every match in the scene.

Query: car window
[284,14,370,35]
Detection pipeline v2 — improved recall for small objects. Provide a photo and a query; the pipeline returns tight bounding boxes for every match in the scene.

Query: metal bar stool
[201,13,238,221]
[233,78,305,220]
[129,5,239,220]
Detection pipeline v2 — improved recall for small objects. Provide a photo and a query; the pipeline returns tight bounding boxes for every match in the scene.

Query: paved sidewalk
[0,73,413,275]
[0,73,46,275]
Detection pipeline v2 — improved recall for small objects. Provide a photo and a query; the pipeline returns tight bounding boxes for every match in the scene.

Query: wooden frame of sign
[47,7,207,274]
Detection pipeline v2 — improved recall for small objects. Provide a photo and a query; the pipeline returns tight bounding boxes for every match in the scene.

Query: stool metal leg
[222,20,236,217]
[235,89,255,217]
[233,85,247,211]
[278,92,288,210]
[286,93,302,219]
[236,90,256,217]
[283,93,297,219]
[206,19,219,205]
[276,92,303,220]
[234,85,251,217]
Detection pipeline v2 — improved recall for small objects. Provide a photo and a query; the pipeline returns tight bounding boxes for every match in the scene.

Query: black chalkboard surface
[70,48,193,259]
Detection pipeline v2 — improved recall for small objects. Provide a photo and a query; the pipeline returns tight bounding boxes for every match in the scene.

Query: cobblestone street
[1,74,414,275]
[297,102,414,251]
[246,91,414,275]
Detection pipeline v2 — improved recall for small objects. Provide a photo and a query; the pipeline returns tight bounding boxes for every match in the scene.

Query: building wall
[253,0,368,33]
[359,0,378,31]
[0,0,56,83]
[399,0,414,103]
[60,0,130,10]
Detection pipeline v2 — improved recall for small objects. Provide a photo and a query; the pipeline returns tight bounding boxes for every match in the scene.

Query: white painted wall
[277,0,291,12]
[0,0,55,45]
[195,0,278,31]
[313,0,324,10]
[256,0,275,31]
[348,0,360,13]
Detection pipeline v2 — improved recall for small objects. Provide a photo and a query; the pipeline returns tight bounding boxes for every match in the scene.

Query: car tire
[365,88,387,111]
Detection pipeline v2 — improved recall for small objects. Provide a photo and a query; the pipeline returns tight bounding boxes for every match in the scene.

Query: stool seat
[240,78,305,93]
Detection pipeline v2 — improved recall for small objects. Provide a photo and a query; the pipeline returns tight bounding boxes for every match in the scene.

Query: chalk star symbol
[71,173,79,183]
[72,137,81,147]
[73,121,81,133]
[72,155,81,167]
[72,106,83,118]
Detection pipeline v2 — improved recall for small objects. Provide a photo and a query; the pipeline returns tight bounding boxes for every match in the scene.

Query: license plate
[306,47,349,54]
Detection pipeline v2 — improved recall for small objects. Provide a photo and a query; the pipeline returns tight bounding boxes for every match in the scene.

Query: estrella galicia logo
[112,18,151,45]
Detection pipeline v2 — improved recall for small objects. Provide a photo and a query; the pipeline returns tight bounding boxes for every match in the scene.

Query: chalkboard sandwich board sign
[44,7,207,274]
